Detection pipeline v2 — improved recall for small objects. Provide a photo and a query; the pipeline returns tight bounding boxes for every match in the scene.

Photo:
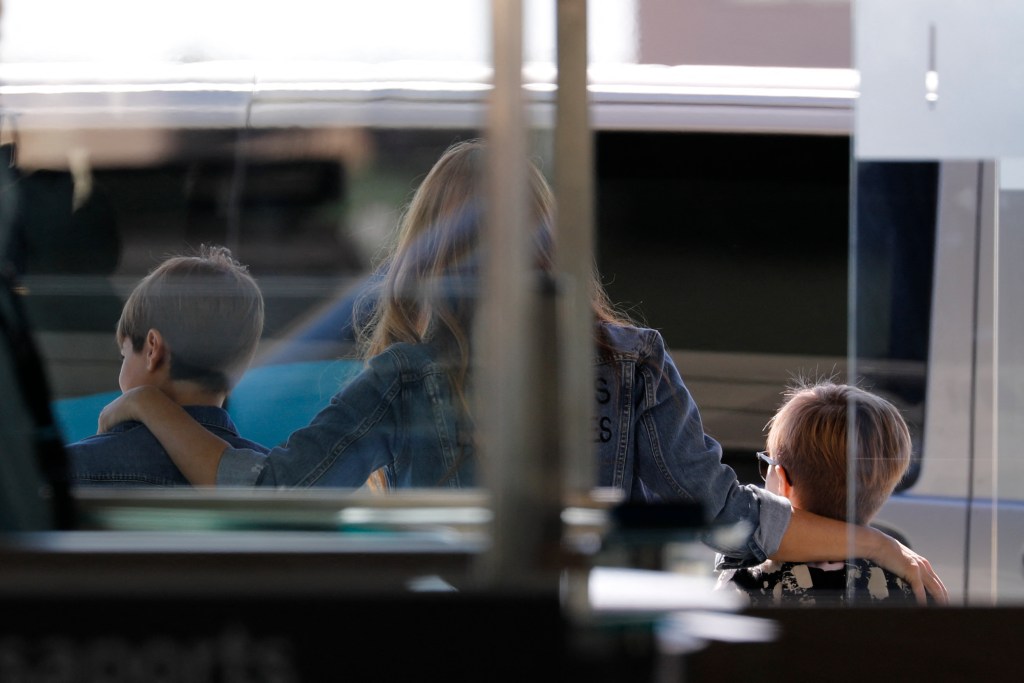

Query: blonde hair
[117,244,264,393]
[361,139,626,383]
[765,380,911,525]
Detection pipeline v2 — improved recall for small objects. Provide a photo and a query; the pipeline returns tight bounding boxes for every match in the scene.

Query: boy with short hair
[68,245,268,486]
[716,380,916,605]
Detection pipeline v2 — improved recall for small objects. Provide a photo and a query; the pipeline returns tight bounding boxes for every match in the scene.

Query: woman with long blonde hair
[358,140,624,488]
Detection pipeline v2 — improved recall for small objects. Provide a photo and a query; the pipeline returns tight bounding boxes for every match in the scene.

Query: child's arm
[774,508,948,605]
[98,386,227,486]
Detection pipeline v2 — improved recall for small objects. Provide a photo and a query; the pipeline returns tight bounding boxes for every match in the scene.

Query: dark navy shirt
[67,405,269,487]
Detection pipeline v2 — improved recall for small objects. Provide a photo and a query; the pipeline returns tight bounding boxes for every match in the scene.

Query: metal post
[475,0,559,590]
[555,0,596,498]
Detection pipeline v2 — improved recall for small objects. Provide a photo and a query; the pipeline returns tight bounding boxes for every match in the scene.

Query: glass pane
[853,0,1024,605]
[0,2,609,589]
[994,160,1024,604]
[1,2,519,559]
[4,0,929,608]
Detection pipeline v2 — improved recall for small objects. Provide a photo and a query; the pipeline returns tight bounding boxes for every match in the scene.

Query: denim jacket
[592,323,791,564]
[217,342,473,490]
[217,324,792,564]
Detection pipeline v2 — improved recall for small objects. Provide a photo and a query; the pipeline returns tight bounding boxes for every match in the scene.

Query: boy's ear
[776,466,794,499]
[144,329,168,371]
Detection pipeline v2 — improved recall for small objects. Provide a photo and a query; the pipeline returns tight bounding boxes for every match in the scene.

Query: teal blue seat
[52,390,121,444]
[225,359,363,447]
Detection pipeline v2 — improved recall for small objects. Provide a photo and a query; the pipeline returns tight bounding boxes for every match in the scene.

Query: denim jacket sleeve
[626,328,793,564]
[216,349,407,487]
[217,343,466,488]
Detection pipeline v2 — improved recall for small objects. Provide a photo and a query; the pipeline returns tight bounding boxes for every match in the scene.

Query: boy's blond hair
[117,245,264,394]
[765,381,911,525]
